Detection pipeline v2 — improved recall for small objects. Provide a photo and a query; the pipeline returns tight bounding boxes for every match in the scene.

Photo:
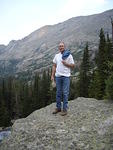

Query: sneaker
[60,110,67,116]
[52,108,61,114]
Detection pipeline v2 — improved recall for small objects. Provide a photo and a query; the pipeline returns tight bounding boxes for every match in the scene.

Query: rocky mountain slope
[0,97,113,150]
[0,9,113,76]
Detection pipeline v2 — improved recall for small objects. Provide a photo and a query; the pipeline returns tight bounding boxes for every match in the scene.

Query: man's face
[59,43,65,53]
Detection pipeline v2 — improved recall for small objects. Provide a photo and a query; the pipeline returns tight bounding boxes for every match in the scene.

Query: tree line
[0,28,113,127]
[77,28,113,100]
[0,69,56,127]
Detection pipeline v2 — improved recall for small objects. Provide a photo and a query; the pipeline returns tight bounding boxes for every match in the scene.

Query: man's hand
[62,60,75,69]
[62,60,67,66]
[51,75,54,81]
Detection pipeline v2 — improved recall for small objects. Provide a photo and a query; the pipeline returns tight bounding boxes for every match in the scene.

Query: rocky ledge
[0,97,113,150]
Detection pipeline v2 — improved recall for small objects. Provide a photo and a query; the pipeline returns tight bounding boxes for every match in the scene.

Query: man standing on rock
[51,42,75,116]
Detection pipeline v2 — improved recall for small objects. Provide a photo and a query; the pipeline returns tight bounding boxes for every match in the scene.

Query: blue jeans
[56,76,70,110]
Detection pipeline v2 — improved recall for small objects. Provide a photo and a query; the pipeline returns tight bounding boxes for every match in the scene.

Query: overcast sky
[0,0,113,45]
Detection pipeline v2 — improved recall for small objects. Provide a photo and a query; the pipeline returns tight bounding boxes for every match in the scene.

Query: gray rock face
[0,45,6,54]
[0,97,113,150]
[0,9,113,75]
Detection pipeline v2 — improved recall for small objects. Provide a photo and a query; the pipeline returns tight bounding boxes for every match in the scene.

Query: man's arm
[51,63,56,81]
[62,60,75,69]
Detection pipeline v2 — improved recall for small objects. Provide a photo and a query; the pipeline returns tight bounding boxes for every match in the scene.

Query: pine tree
[0,78,11,127]
[12,79,23,118]
[89,29,113,100]
[89,70,102,99]
[21,83,33,117]
[104,34,113,77]
[77,42,91,97]
[91,28,107,99]
[33,74,41,109]
[105,73,113,100]
[40,70,51,107]
[0,101,11,127]
[105,36,113,100]
[6,77,15,118]
[69,78,76,99]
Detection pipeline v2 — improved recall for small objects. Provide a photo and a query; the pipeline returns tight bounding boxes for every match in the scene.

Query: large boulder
[0,97,113,150]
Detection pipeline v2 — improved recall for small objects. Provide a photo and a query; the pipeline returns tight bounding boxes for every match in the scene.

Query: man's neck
[61,50,65,54]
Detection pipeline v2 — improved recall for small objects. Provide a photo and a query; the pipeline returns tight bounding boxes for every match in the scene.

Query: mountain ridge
[0,9,113,76]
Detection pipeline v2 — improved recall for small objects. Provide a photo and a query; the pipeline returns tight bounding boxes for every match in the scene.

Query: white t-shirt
[53,52,74,77]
